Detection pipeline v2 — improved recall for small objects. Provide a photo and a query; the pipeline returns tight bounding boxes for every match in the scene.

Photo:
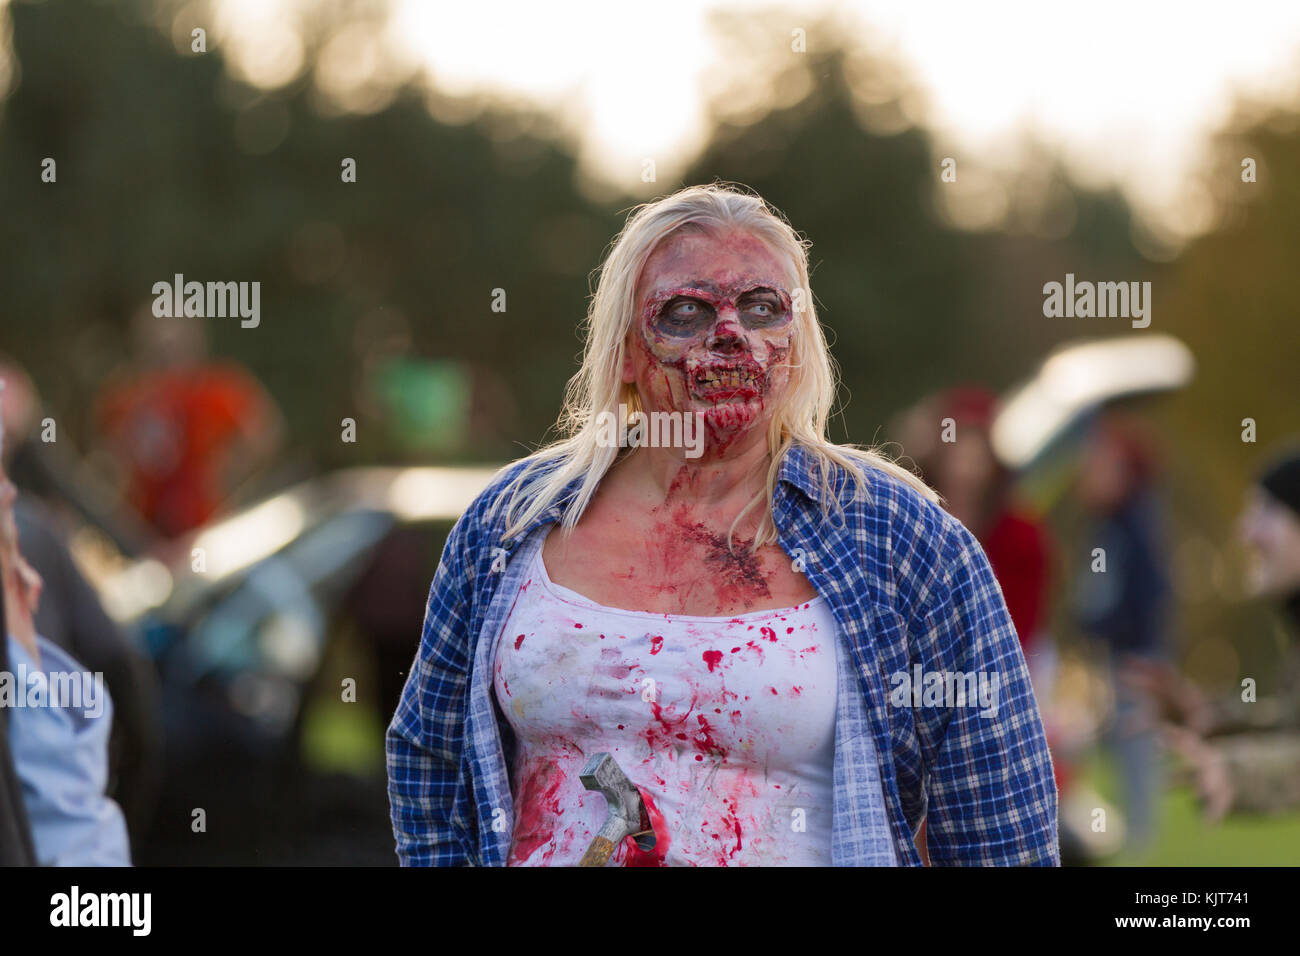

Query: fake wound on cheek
[491,551,840,866]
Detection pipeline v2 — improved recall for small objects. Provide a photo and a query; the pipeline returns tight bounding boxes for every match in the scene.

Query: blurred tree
[0,0,617,479]
[680,12,1148,446]
[1150,102,1300,691]
[9,2,1295,697]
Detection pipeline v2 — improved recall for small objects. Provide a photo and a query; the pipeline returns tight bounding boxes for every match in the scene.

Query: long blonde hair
[489,182,938,549]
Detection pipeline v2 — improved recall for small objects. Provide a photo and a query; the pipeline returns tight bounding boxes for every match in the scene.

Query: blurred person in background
[93,309,284,539]
[1071,410,1172,852]
[1240,445,1300,632]
[0,500,36,865]
[0,650,36,863]
[0,359,162,844]
[1137,444,1300,820]
[1,387,131,865]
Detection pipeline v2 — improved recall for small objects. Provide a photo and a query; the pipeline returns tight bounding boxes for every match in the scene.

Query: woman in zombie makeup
[387,183,1059,866]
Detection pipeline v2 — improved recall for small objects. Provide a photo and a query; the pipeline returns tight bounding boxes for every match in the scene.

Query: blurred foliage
[0,0,620,470]
[1,0,1298,686]
[1146,104,1300,692]
[0,0,1149,468]
[681,14,1148,441]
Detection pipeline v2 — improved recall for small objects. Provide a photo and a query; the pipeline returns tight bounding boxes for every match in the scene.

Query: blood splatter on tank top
[492,538,839,866]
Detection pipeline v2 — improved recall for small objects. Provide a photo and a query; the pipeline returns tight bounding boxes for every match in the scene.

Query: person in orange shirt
[95,311,283,538]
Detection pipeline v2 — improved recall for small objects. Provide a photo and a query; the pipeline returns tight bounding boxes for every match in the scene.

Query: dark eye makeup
[651,288,790,337]
[655,297,716,336]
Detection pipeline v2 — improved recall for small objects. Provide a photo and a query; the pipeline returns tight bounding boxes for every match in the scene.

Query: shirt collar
[775,440,822,502]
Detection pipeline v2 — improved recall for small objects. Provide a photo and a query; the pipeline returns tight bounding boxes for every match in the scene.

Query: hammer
[577,752,656,867]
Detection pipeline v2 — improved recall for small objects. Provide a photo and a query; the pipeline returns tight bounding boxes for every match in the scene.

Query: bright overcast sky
[388,0,1300,235]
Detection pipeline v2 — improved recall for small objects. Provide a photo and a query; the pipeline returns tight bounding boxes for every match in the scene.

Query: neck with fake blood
[625,432,772,509]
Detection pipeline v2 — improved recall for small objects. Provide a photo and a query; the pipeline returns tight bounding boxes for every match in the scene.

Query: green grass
[298,626,386,775]
[1083,753,1300,866]
[301,701,385,774]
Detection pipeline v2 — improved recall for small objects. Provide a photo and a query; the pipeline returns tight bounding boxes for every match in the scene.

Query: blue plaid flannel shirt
[386,441,1060,866]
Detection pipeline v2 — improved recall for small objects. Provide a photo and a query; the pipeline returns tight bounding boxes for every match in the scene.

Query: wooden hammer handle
[578,836,617,867]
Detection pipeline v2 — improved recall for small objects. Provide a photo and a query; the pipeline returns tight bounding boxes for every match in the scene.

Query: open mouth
[690,363,762,399]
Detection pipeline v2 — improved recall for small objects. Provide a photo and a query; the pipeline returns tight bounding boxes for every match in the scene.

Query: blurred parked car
[70,465,502,864]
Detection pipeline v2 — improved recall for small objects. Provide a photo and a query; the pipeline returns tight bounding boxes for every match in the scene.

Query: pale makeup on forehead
[635,230,795,303]
[644,280,789,298]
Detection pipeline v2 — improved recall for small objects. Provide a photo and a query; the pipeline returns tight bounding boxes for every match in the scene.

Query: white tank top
[492,538,839,866]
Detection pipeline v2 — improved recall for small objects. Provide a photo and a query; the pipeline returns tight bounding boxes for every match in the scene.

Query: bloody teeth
[694,368,757,390]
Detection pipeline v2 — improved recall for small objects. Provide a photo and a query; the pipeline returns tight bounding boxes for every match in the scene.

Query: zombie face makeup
[625,229,796,454]
[1238,488,1300,597]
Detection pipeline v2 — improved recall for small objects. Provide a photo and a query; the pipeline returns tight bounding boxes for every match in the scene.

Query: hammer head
[579,752,656,852]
